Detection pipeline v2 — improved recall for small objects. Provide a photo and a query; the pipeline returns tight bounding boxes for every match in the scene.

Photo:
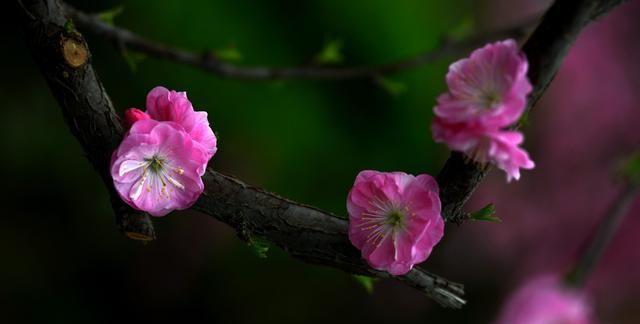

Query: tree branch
[16,0,155,241]
[193,171,465,307]
[566,182,639,287]
[15,0,628,309]
[64,0,628,223]
[437,0,627,222]
[16,0,465,308]
[64,4,538,81]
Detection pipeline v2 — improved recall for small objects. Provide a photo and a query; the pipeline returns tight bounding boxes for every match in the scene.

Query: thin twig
[65,4,538,81]
[566,182,640,287]
[15,0,629,309]
[16,0,465,308]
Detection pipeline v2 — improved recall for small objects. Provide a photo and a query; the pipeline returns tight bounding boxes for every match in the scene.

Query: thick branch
[16,0,465,308]
[437,0,627,222]
[16,0,155,240]
[65,5,538,81]
[16,0,628,309]
[566,182,639,286]
[193,171,465,307]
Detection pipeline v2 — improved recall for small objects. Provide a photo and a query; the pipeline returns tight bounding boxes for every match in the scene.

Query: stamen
[358,195,408,248]
[164,174,185,190]
[145,155,166,174]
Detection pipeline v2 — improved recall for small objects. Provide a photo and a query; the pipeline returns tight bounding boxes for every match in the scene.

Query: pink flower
[347,171,444,275]
[123,108,150,130]
[111,119,205,217]
[495,276,594,324]
[434,39,532,127]
[432,39,535,181]
[146,86,217,174]
[432,118,535,182]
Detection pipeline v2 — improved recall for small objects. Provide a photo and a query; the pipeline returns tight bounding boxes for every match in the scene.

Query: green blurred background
[3,0,639,323]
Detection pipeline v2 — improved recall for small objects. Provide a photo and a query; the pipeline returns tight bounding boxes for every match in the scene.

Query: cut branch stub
[16,0,629,308]
[16,0,156,240]
[60,33,89,68]
[15,0,465,306]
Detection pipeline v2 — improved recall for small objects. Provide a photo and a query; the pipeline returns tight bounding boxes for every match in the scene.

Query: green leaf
[353,275,376,294]
[121,49,147,72]
[214,45,243,63]
[618,151,640,184]
[64,19,75,33]
[374,76,407,96]
[97,6,124,25]
[314,39,344,64]
[467,203,501,222]
[248,237,270,259]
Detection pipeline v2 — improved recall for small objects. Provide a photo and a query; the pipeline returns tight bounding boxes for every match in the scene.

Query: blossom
[434,39,532,127]
[146,86,217,169]
[347,170,444,275]
[432,39,535,181]
[123,108,150,130]
[111,119,205,217]
[432,117,534,182]
[111,86,217,216]
[495,275,594,324]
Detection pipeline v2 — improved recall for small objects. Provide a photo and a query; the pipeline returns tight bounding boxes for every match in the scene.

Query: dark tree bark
[437,0,628,222]
[16,0,155,240]
[14,0,628,309]
[15,0,465,308]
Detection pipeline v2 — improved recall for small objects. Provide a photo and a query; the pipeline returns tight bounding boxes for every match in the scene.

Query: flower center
[385,210,405,228]
[126,154,187,202]
[146,155,165,173]
[480,91,501,110]
[357,196,410,247]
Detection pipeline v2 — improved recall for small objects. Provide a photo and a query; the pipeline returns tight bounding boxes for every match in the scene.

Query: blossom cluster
[344,40,541,275]
[110,40,537,281]
[110,87,217,216]
[432,39,535,181]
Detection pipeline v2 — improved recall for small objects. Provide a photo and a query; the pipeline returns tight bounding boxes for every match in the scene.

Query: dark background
[2,0,640,323]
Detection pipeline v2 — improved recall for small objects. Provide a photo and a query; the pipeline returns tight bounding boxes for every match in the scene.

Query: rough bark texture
[193,171,465,307]
[16,0,464,308]
[15,0,627,309]
[437,0,627,222]
[16,0,155,240]
[437,153,490,223]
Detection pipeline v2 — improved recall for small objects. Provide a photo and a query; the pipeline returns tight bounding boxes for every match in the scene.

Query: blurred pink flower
[347,170,444,275]
[432,39,534,182]
[434,39,531,127]
[123,108,150,130]
[495,275,594,324]
[432,117,534,182]
[146,86,217,174]
[442,3,640,318]
[111,119,205,217]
